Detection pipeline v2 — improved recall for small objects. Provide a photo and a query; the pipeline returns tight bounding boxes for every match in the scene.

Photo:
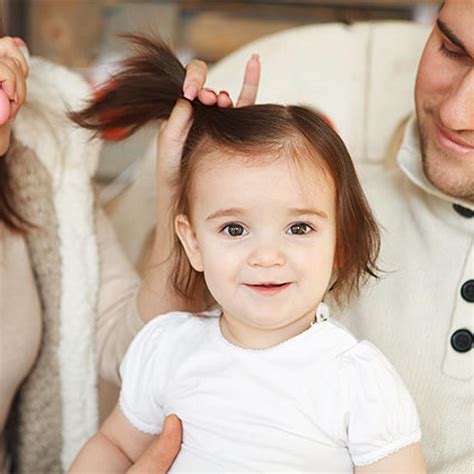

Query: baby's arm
[68,404,155,473]
[355,442,426,473]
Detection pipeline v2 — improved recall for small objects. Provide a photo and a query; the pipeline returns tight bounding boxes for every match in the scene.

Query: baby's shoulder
[133,308,219,353]
[313,317,360,360]
[320,322,411,406]
[324,319,395,372]
[310,319,401,388]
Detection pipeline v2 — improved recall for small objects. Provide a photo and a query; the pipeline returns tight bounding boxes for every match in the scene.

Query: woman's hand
[127,415,182,474]
[156,53,261,185]
[0,36,29,155]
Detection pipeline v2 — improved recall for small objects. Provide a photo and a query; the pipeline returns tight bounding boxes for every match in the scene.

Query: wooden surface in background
[29,0,102,67]
[29,0,440,67]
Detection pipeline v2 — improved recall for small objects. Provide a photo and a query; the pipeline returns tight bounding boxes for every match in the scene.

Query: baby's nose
[247,240,286,267]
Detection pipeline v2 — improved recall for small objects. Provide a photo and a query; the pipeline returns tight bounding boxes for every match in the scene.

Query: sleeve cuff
[119,394,163,435]
[352,430,422,467]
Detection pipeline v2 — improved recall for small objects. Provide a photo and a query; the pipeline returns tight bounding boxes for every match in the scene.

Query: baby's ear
[175,214,204,272]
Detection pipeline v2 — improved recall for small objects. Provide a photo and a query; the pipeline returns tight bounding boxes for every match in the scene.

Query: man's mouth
[436,125,474,156]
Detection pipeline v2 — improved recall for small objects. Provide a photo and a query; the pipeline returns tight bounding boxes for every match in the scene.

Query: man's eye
[440,42,465,60]
[288,223,314,235]
[222,223,247,237]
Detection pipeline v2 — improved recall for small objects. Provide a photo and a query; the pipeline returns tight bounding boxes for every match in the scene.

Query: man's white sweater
[341,116,473,473]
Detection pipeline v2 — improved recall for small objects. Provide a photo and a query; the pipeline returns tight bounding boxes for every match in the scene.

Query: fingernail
[251,53,260,61]
[219,90,230,97]
[204,88,217,97]
[14,37,27,48]
[183,83,198,100]
[14,92,19,103]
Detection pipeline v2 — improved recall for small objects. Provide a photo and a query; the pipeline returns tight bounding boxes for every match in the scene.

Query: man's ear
[175,214,204,272]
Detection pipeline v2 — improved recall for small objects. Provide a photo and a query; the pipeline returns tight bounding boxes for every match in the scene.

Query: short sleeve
[119,317,166,435]
[342,341,421,466]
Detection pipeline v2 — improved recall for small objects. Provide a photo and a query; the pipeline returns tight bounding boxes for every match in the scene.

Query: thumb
[159,99,193,144]
[161,414,183,448]
[127,415,182,474]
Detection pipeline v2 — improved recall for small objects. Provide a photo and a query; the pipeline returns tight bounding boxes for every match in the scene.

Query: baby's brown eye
[223,223,247,237]
[288,223,313,235]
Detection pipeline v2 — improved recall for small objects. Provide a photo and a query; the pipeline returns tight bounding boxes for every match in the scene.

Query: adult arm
[68,405,182,473]
[95,207,143,384]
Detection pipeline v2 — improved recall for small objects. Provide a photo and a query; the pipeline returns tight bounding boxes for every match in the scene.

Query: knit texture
[5,56,102,473]
[340,116,473,473]
[6,140,63,473]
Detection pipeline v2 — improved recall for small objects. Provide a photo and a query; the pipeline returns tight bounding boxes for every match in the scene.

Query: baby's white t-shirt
[119,305,421,472]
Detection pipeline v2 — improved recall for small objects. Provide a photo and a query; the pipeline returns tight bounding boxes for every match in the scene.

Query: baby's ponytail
[69,34,188,137]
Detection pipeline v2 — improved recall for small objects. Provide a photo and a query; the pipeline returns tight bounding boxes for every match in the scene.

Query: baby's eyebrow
[206,208,246,221]
[288,208,328,219]
[206,207,328,221]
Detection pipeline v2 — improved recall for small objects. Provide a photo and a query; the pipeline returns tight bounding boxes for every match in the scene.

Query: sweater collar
[397,115,474,227]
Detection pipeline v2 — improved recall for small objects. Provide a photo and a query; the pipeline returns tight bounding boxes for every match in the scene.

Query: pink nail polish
[14,37,27,48]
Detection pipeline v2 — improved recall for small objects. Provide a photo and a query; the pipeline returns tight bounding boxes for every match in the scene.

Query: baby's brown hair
[70,34,380,306]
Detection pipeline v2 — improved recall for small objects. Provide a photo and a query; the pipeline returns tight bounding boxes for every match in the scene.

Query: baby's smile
[243,282,293,295]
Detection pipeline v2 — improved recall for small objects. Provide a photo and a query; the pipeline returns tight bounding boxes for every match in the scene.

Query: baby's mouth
[244,282,292,293]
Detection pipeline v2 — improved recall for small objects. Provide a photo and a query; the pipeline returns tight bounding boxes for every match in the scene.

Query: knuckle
[1,66,15,82]
[3,57,16,70]
[9,57,21,70]
[3,36,15,47]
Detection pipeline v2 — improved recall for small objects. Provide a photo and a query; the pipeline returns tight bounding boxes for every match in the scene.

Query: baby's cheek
[299,248,334,279]
[202,250,242,298]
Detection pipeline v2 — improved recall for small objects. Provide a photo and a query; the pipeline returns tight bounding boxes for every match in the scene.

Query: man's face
[415,0,474,202]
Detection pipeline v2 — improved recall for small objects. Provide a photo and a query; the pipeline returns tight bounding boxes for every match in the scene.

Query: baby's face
[176,154,337,345]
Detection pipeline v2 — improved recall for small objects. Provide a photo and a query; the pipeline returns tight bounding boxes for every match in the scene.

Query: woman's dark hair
[70,34,380,305]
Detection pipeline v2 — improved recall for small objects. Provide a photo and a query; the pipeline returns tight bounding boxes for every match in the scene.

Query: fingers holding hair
[217,90,233,108]
[183,59,208,101]
[159,98,193,143]
[157,99,194,179]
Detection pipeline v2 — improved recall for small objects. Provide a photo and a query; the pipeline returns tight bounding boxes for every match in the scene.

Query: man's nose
[247,237,286,268]
[440,68,474,132]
